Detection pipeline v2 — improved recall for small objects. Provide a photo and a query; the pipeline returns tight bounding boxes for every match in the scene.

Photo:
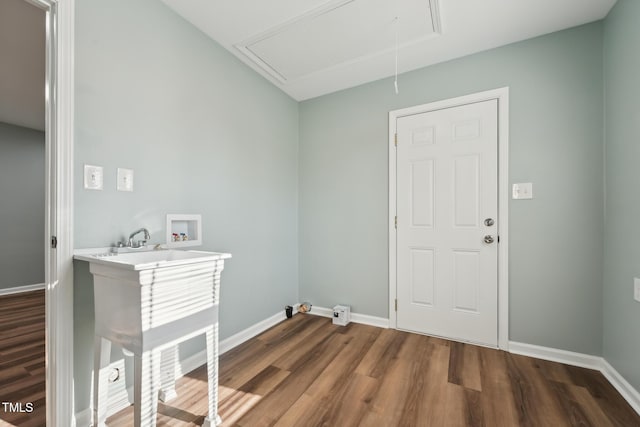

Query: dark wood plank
[234,329,348,426]
[0,290,45,427]
[218,314,327,391]
[565,364,640,427]
[506,352,573,427]
[275,323,381,426]
[396,335,438,427]
[448,340,482,392]
[478,346,521,426]
[354,327,408,378]
[549,380,614,427]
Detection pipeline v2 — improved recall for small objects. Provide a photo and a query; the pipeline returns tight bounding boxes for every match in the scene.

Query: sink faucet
[127,228,151,248]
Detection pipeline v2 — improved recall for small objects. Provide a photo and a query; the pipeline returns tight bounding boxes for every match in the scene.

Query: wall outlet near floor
[108,367,120,383]
[634,278,640,302]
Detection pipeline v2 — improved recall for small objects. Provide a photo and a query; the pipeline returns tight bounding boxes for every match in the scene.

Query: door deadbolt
[483,235,494,244]
[484,218,495,227]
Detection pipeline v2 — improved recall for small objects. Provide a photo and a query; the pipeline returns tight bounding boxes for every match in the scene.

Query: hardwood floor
[106,313,640,427]
[0,290,46,427]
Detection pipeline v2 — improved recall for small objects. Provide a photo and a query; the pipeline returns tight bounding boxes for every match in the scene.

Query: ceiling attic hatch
[235,0,441,84]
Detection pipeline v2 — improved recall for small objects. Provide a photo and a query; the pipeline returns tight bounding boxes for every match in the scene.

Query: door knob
[484,218,495,226]
[484,235,494,244]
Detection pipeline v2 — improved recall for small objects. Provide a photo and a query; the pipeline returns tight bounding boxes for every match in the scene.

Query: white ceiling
[0,0,618,128]
[0,0,45,131]
[161,0,616,101]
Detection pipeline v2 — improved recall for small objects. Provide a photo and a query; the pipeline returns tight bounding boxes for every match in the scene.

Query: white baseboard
[0,283,45,296]
[600,359,640,415]
[351,312,389,329]
[509,341,603,370]
[509,341,640,415]
[219,305,298,355]
[309,306,390,329]
[175,348,207,378]
[74,408,91,427]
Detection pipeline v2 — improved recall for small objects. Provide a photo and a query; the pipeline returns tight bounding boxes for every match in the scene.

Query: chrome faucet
[127,228,150,248]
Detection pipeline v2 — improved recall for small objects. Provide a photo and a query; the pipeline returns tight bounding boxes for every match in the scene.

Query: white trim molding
[600,359,640,416]
[74,408,91,427]
[509,341,603,369]
[388,87,510,350]
[0,283,46,296]
[510,341,640,415]
[40,0,75,426]
[308,306,390,329]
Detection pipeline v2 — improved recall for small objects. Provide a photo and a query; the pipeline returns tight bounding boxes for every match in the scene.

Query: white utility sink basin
[74,247,231,427]
[75,249,227,271]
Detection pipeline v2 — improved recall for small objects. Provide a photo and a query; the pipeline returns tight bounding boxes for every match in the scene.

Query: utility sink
[74,247,231,427]
[75,248,228,271]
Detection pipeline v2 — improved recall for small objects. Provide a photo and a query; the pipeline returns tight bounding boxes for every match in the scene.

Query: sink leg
[133,349,161,427]
[159,346,178,402]
[92,336,111,427]
[202,325,222,426]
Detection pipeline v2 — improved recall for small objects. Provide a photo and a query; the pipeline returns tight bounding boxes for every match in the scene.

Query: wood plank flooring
[0,290,46,427]
[106,314,640,427]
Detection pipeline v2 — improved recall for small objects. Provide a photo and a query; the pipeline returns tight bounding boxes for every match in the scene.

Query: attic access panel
[238,0,440,83]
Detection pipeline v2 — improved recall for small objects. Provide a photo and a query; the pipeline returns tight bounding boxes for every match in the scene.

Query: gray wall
[0,0,45,131]
[603,0,640,392]
[299,23,605,355]
[73,0,299,413]
[0,122,44,289]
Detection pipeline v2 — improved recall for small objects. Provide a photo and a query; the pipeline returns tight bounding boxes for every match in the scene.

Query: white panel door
[396,99,498,346]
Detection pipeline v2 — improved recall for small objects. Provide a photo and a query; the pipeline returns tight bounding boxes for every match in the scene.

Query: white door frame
[29,0,75,424]
[389,88,509,350]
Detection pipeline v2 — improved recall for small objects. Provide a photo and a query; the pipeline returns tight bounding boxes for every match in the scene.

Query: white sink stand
[87,252,230,427]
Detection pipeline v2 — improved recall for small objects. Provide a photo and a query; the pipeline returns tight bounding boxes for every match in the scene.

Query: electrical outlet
[108,367,120,383]
[634,278,640,302]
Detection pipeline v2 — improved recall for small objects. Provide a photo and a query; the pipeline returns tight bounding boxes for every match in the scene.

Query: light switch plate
[512,182,533,199]
[634,278,640,302]
[84,164,103,190]
[117,168,134,192]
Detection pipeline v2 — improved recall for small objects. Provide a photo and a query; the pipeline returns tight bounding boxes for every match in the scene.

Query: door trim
[30,0,76,424]
[389,88,509,350]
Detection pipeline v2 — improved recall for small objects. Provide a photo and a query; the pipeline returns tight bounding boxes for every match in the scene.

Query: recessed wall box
[166,214,202,248]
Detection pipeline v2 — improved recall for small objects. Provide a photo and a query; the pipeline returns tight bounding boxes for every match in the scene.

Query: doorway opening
[0,0,77,425]
[0,0,47,424]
